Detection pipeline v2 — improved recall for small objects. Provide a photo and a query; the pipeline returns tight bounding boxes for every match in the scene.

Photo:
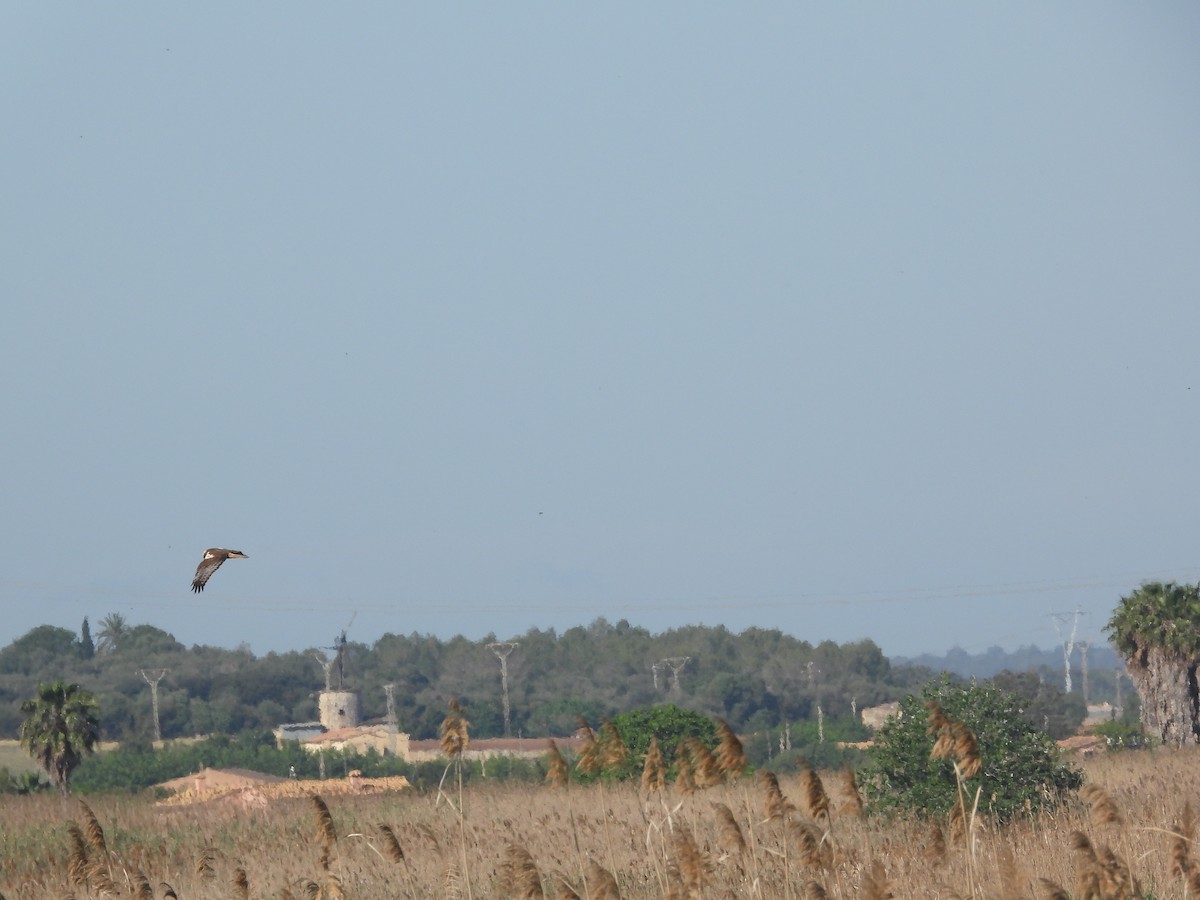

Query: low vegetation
[0,745,1192,898]
[865,677,1083,821]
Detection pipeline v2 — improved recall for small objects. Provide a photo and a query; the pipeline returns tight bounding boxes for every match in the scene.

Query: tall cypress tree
[78,617,95,661]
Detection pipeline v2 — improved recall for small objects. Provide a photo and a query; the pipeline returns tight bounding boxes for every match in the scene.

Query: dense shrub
[608,704,717,763]
[864,676,1082,821]
[1091,719,1150,751]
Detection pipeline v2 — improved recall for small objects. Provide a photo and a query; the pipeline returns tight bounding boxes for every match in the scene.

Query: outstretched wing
[191,554,226,593]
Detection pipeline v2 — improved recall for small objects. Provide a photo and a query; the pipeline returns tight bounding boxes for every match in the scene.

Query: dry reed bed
[1,749,1199,898]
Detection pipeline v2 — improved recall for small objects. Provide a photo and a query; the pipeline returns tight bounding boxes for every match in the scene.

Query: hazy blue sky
[3,5,1198,661]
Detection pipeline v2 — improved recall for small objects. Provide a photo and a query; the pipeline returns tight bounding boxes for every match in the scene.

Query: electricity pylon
[139,668,168,742]
[660,657,690,697]
[488,642,519,737]
[1078,641,1090,706]
[383,682,400,756]
[1050,608,1084,693]
[312,652,336,691]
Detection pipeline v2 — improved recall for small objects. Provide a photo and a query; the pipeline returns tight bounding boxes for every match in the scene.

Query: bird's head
[228,550,249,558]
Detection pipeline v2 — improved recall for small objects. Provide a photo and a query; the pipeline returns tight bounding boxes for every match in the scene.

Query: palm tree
[95,612,129,655]
[19,681,101,795]
[1105,581,1200,746]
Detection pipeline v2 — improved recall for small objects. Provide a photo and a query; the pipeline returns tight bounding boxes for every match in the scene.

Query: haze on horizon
[2,5,1198,661]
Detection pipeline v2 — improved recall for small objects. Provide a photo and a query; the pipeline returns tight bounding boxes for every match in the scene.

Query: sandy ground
[156,767,410,806]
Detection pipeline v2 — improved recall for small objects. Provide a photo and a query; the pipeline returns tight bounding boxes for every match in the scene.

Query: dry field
[1,748,1198,898]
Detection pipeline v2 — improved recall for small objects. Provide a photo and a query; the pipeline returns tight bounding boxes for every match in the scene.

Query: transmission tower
[1050,608,1084,693]
[384,683,398,731]
[383,682,399,756]
[1078,641,1090,706]
[660,657,690,697]
[139,668,168,742]
[488,642,519,737]
[320,612,357,690]
[312,652,336,691]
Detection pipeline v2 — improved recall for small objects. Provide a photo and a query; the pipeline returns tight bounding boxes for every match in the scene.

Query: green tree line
[0,615,1086,744]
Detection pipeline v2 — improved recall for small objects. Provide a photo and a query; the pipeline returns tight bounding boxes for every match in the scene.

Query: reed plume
[1082,783,1123,828]
[130,871,152,900]
[948,799,967,847]
[65,823,89,888]
[546,740,570,788]
[714,718,747,779]
[687,737,722,789]
[800,763,830,822]
[804,880,828,900]
[415,822,441,853]
[670,826,711,894]
[440,700,475,900]
[575,718,601,777]
[789,818,829,870]
[839,764,864,816]
[86,859,118,896]
[585,859,620,899]
[953,726,981,778]
[78,801,108,856]
[311,794,337,847]
[860,860,893,900]
[1070,830,1102,899]
[160,882,179,899]
[597,721,629,774]
[674,745,697,794]
[323,870,345,898]
[500,844,544,899]
[1037,879,1070,900]
[713,802,747,856]
[759,769,795,820]
[554,877,582,899]
[927,701,981,778]
[233,867,250,900]
[378,823,405,863]
[1094,842,1140,898]
[440,698,470,757]
[640,736,666,795]
[196,846,217,880]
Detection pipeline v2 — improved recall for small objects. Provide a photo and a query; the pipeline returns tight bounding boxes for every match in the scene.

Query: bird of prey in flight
[191,548,248,593]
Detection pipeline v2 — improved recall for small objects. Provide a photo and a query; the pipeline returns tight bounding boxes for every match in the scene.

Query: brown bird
[191,548,248,593]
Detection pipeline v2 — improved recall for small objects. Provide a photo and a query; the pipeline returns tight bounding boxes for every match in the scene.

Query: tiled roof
[407,736,585,753]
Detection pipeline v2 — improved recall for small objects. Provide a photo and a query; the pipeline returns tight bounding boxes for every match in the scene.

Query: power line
[18,567,1200,616]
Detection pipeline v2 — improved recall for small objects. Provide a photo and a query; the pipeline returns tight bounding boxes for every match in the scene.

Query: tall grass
[3,748,1200,897]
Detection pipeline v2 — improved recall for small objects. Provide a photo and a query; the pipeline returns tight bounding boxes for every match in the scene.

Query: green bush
[864,676,1082,821]
[1091,720,1151,751]
[608,705,717,765]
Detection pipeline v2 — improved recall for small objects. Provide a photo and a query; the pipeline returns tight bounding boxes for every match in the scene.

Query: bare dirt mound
[157,767,410,805]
